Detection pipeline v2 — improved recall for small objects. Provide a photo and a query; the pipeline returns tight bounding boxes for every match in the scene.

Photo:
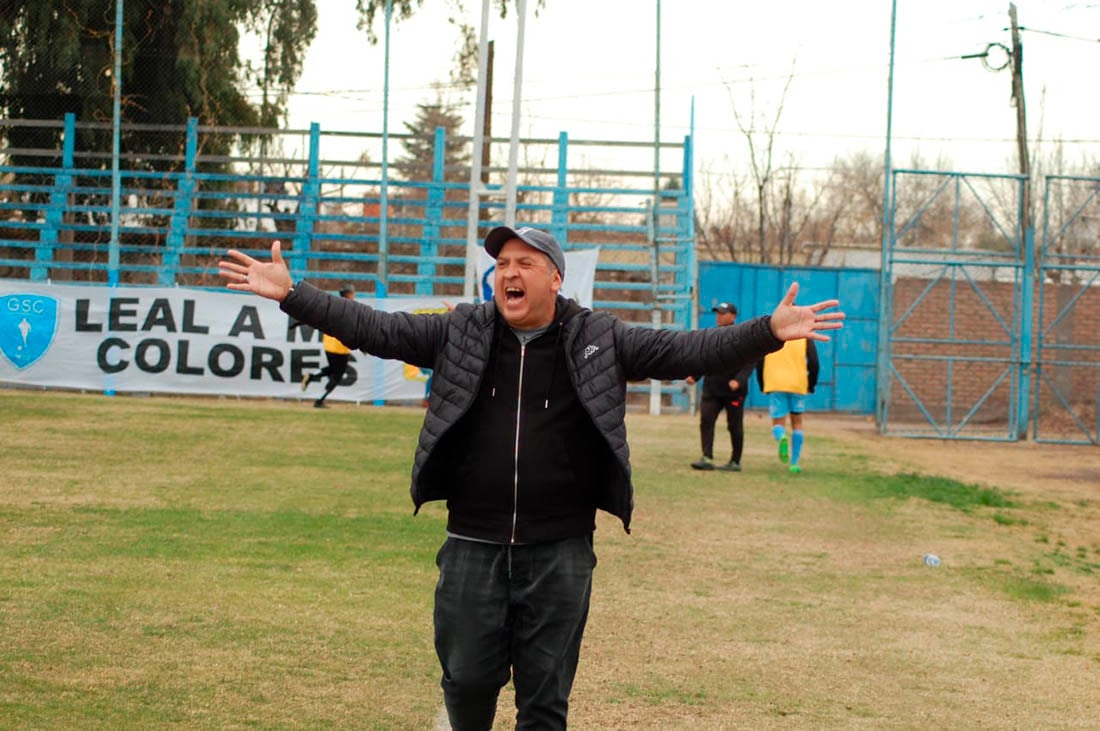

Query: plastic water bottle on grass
[923,553,941,567]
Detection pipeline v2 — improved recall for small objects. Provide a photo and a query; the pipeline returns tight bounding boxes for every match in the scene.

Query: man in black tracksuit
[219,226,845,730]
[687,301,755,472]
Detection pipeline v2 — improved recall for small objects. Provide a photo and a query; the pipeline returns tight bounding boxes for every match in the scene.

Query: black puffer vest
[281,283,784,534]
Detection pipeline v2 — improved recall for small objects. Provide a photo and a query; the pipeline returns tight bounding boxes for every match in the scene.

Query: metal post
[504,0,527,227]
[653,0,662,201]
[685,101,698,415]
[1018,223,1034,439]
[875,0,898,433]
[464,0,492,299]
[380,0,393,291]
[649,0,662,415]
[259,4,277,184]
[108,0,124,287]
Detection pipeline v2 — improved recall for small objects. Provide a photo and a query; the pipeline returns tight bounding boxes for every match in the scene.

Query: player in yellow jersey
[755,338,818,473]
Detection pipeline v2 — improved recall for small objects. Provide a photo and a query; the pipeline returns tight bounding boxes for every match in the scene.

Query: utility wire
[1017,26,1100,43]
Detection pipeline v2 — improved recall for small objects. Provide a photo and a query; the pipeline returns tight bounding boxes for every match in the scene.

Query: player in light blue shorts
[756,338,819,474]
[768,392,806,421]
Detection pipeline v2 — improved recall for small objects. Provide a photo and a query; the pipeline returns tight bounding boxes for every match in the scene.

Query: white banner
[475,248,600,308]
[0,281,464,403]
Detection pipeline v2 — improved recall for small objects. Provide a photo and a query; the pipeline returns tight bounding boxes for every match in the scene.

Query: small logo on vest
[583,344,599,359]
[0,293,59,369]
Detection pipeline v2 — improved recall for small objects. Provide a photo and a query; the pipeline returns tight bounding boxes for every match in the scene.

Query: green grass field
[2,390,1098,729]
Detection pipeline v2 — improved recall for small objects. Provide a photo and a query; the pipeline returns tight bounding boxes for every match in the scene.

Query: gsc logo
[6,297,51,315]
[0,294,59,369]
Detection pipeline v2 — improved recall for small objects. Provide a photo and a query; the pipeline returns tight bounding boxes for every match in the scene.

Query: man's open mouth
[505,287,525,302]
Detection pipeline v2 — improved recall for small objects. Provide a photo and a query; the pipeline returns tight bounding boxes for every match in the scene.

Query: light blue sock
[772,424,786,442]
[791,429,804,465]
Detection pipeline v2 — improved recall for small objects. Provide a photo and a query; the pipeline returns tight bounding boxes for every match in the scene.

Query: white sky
[247,0,1100,180]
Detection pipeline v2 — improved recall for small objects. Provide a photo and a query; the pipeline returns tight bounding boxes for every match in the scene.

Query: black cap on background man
[712,302,737,316]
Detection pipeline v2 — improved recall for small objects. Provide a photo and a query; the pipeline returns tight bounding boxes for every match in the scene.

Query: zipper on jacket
[509,342,526,544]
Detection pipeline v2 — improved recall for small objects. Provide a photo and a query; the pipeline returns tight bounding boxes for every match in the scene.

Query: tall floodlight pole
[259,6,278,184]
[108,0,124,287]
[875,0,898,433]
[649,0,662,416]
[379,0,393,291]
[653,0,661,203]
[464,0,493,299]
[503,0,528,226]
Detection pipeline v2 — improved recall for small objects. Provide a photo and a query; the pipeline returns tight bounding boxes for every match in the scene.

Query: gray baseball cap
[484,225,566,278]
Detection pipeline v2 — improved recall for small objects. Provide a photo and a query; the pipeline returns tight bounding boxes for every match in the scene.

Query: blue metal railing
[1,114,697,408]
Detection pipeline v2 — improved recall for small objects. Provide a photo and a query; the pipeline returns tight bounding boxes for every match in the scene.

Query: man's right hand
[218,240,294,301]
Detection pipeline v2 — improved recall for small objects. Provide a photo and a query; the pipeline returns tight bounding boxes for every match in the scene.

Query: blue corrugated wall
[698,261,879,414]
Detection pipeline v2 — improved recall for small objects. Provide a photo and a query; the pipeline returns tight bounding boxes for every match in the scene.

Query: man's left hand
[769,282,845,342]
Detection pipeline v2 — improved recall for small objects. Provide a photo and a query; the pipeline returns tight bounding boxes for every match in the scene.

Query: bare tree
[830,151,884,247]
[693,161,752,262]
[723,65,795,263]
[770,160,841,266]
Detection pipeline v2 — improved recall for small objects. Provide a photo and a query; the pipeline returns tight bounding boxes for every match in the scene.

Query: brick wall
[887,274,1099,438]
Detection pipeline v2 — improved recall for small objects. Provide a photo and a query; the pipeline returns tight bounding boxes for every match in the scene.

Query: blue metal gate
[878,169,1031,440]
[1032,174,1100,445]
